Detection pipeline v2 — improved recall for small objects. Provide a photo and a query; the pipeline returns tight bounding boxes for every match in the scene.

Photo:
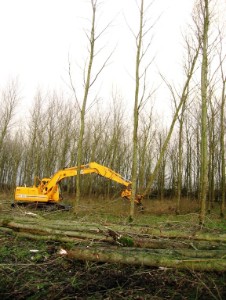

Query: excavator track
[11,202,71,211]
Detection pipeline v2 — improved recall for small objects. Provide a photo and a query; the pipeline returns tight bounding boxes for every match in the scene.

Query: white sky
[0,0,196,114]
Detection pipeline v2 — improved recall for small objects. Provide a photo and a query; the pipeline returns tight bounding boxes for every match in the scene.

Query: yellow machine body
[14,162,142,206]
[14,187,49,202]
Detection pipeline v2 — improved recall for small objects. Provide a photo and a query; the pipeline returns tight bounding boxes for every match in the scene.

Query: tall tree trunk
[199,0,209,225]
[207,101,216,214]
[220,72,226,217]
[74,1,96,212]
[176,101,186,214]
[130,0,144,220]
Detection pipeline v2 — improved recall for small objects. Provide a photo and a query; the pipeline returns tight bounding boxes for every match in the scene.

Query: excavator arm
[42,162,142,203]
[44,162,130,189]
[43,162,128,192]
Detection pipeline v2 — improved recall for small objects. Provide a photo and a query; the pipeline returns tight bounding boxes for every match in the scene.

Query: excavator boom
[43,162,131,194]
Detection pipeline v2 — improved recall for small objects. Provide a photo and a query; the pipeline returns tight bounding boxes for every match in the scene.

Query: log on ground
[66,246,226,271]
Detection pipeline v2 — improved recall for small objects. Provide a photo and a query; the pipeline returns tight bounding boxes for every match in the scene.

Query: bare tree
[22,90,45,185]
[219,46,226,217]
[130,0,156,219]
[0,80,20,185]
[207,97,218,213]
[57,101,78,170]
[0,80,20,153]
[138,110,156,193]
[192,0,210,225]
[142,40,200,199]
[68,0,112,212]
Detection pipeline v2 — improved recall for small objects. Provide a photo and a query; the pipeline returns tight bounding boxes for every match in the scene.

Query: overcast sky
[0,0,197,113]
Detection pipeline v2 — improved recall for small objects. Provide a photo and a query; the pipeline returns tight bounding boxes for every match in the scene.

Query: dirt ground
[0,195,226,299]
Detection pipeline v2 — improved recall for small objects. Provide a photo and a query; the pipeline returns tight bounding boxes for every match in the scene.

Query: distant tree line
[0,78,225,205]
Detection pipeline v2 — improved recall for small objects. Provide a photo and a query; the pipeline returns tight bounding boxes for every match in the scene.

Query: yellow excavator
[13,162,143,209]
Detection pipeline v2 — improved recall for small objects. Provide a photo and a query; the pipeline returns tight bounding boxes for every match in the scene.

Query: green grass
[2,192,225,230]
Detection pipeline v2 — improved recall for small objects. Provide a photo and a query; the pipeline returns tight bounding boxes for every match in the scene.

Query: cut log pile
[0,214,226,271]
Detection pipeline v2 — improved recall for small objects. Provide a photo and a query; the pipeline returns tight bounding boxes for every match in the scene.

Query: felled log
[2,215,226,244]
[65,246,226,271]
[1,218,226,251]
[1,220,111,242]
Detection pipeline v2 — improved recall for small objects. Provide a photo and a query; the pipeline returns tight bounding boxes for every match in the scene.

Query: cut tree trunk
[66,246,226,271]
